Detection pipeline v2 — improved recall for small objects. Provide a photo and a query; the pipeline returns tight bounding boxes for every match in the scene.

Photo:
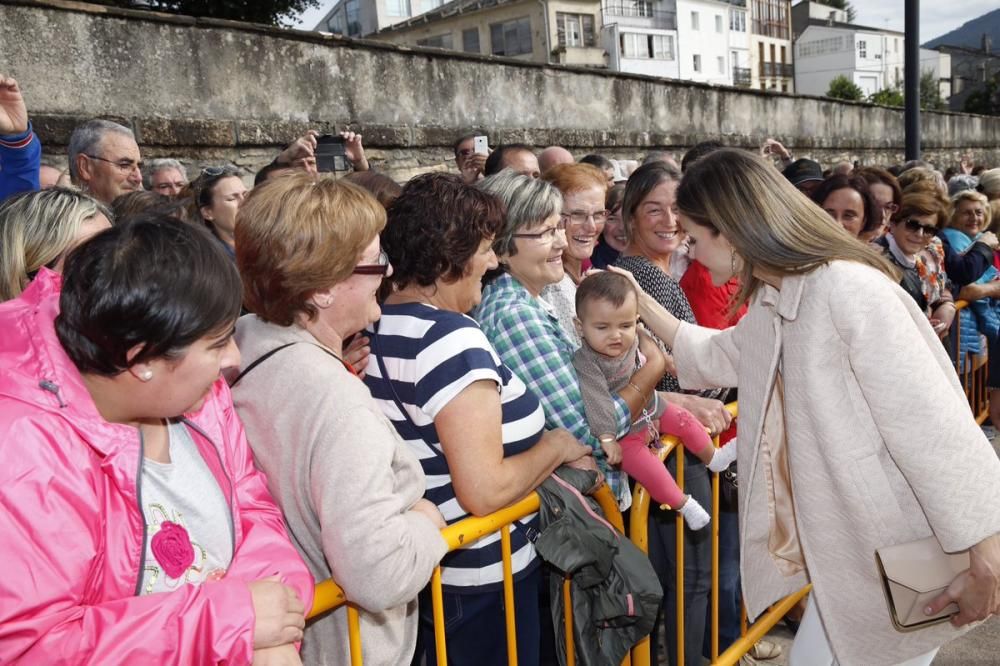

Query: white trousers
[788,597,938,666]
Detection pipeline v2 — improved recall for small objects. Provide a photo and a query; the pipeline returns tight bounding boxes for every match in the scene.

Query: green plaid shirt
[475,273,631,505]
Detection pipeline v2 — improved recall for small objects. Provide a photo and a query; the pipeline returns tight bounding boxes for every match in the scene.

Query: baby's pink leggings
[618,402,713,509]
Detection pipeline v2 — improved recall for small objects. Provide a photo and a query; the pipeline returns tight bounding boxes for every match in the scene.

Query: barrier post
[500,525,518,666]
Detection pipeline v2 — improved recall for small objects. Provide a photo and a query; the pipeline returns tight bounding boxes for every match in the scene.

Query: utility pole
[904,0,920,160]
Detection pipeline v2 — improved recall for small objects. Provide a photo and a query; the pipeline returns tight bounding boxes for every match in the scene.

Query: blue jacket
[0,122,40,201]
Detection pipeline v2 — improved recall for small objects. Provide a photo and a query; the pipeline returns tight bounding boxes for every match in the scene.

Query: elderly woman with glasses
[189,166,249,257]
[230,173,449,666]
[873,189,955,338]
[474,171,666,511]
[538,163,611,345]
[364,173,593,666]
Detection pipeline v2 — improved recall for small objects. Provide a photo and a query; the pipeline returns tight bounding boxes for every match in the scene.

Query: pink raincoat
[0,270,314,664]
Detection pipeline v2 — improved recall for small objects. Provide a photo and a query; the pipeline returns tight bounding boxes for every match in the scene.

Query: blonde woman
[616,148,1000,666]
[0,187,111,300]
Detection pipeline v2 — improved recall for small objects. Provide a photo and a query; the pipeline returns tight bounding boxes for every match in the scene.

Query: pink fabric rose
[151,521,195,579]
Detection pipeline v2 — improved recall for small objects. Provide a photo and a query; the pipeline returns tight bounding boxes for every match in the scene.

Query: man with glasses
[68,119,143,205]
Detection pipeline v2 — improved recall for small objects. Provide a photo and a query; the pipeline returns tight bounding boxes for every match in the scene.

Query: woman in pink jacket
[0,214,314,665]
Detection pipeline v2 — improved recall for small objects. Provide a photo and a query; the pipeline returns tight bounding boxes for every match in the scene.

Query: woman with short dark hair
[811,173,881,238]
[0,215,313,664]
[232,173,448,666]
[366,172,592,666]
[189,166,249,256]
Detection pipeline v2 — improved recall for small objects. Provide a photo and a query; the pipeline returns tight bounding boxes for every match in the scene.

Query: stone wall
[3,0,1000,182]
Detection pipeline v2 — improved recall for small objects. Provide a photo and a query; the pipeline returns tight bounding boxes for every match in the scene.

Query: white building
[601,0,680,79]
[676,0,734,85]
[791,0,949,100]
[726,0,751,87]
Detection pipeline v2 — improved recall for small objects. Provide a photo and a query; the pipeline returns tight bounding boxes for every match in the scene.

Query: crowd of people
[3,70,1000,666]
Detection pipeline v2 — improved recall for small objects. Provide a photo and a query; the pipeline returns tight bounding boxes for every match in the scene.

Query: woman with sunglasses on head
[0,215,313,665]
[873,189,955,339]
[230,173,448,666]
[190,166,249,258]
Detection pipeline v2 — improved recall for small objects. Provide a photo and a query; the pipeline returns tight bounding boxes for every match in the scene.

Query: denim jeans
[703,507,741,657]
[648,452,712,666]
[419,565,541,666]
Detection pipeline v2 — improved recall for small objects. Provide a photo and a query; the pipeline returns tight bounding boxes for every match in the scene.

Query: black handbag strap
[229,341,352,387]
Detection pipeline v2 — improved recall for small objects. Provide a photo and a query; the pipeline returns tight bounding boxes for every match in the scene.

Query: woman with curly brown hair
[364,172,592,666]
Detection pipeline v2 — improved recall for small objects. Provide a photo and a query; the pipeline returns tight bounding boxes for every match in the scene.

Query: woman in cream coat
[619,149,1000,666]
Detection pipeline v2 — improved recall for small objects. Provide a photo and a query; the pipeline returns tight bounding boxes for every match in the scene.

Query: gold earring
[731,249,738,275]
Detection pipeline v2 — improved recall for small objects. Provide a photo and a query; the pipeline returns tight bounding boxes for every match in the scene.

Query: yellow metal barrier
[628,402,812,666]
[952,301,991,424]
[306,482,626,665]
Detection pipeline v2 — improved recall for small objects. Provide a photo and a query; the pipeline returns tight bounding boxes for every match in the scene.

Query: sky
[293,1,995,42]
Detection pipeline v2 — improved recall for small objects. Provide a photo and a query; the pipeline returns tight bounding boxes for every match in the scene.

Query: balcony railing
[733,67,752,86]
[602,3,677,30]
[751,19,789,40]
[761,61,793,78]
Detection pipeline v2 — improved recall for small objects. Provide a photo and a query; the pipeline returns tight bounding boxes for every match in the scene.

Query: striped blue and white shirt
[364,302,544,591]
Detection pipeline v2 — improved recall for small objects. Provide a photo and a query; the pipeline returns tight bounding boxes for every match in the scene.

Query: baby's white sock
[678,496,710,530]
[707,441,738,473]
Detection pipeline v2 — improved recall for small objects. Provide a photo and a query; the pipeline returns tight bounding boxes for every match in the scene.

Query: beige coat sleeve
[830,271,1000,553]
[310,405,448,611]
[672,320,741,391]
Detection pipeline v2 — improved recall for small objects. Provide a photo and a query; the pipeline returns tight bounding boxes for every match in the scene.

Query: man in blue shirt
[0,74,40,201]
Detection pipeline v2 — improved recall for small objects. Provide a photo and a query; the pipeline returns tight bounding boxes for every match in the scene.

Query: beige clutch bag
[875,536,968,632]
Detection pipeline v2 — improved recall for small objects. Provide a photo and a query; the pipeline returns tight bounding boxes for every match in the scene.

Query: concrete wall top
[2,0,1000,159]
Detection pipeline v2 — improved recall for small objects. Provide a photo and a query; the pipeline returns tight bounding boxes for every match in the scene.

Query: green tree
[869,87,904,107]
[964,75,1000,116]
[827,75,864,101]
[815,0,857,23]
[90,0,320,27]
[919,70,946,111]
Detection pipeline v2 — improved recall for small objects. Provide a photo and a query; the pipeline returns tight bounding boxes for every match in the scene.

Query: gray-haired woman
[474,169,665,509]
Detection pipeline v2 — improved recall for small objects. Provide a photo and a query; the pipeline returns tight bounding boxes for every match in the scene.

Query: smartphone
[316,135,349,172]
[473,135,489,156]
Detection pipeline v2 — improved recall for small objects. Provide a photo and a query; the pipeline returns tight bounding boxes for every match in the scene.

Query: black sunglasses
[902,219,938,236]
[353,249,391,276]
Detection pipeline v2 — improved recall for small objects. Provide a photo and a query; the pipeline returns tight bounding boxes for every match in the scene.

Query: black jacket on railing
[534,467,662,666]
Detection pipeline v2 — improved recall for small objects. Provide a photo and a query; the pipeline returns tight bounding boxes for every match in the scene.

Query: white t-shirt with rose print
[139,421,233,595]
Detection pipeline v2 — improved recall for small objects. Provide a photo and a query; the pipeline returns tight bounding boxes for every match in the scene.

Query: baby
[572,272,736,530]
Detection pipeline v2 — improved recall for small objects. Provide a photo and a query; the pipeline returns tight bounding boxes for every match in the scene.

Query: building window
[751,0,789,40]
[715,14,723,33]
[621,33,675,60]
[386,0,410,18]
[462,28,480,53]
[651,34,675,60]
[780,45,786,64]
[490,17,532,56]
[858,40,867,58]
[781,81,788,92]
[693,53,702,72]
[557,12,596,48]
[895,38,899,53]
[326,9,347,34]
[417,33,453,49]
[691,11,699,30]
[622,32,648,59]
[344,0,361,36]
[717,56,725,73]
[634,1,653,17]
[730,9,746,32]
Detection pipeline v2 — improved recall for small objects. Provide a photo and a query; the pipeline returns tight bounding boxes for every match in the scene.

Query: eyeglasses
[561,210,609,226]
[512,219,567,243]
[353,249,391,276]
[201,166,238,178]
[85,154,142,174]
[902,219,938,237]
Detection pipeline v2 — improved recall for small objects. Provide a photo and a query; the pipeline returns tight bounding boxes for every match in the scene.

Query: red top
[679,260,747,331]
